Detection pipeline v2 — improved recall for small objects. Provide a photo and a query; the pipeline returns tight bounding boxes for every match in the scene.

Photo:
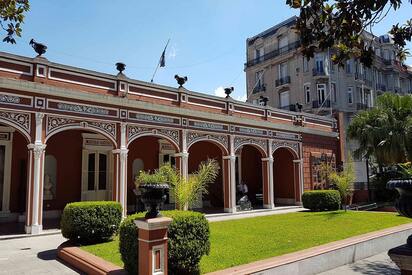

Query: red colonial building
[0,51,340,234]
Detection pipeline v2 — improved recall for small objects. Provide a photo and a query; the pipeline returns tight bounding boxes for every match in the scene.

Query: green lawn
[81,211,411,273]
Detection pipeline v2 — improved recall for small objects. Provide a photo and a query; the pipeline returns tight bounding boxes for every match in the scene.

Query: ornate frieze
[187,131,228,151]
[128,111,180,126]
[232,125,267,137]
[0,110,30,135]
[188,119,228,132]
[0,94,20,104]
[272,139,300,157]
[127,125,179,147]
[234,136,267,155]
[46,115,116,141]
[57,102,109,116]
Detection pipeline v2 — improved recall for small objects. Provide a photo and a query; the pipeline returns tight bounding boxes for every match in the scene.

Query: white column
[268,157,275,208]
[229,135,236,213]
[113,123,128,217]
[26,113,46,234]
[179,129,189,179]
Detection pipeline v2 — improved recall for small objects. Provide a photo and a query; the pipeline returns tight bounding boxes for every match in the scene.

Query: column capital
[27,143,46,159]
[174,152,189,158]
[261,157,274,163]
[112,148,129,154]
[35,112,45,121]
[222,155,236,161]
[293,159,304,163]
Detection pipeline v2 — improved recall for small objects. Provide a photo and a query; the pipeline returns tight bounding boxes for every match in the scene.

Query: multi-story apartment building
[245,16,412,195]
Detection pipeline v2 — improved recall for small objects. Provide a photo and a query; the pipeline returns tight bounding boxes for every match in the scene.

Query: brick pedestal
[135,217,172,275]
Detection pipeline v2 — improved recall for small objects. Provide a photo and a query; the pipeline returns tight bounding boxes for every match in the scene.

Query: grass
[80,211,411,273]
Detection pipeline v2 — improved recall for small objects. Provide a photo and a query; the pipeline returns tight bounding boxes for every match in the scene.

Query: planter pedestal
[135,217,172,275]
[387,179,412,274]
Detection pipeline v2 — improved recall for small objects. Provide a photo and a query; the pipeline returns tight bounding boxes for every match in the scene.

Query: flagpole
[150,38,170,83]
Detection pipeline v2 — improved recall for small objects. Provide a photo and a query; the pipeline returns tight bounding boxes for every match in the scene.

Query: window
[348,87,353,104]
[315,53,324,73]
[280,90,290,108]
[304,84,311,104]
[331,83,337,103]
[255,71,264,88]
[278,62,288,79]
[303,57,309,72]
[345,59,352,73]
[317,84,326,103]
[383,49,389,60]
[278,36,289,53]
[255,47,264,62]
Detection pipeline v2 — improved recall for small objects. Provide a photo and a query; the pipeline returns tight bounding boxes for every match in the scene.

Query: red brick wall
[45,130,83,210]
[302,133,339,191]
[188,141,223,208]
[9,131,28,213]
[273,148,295,200]
[240,145,263,205]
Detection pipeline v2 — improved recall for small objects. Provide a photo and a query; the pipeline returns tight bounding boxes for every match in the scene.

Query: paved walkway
[0,234,80,274]
[205,205,304,222]
[319,252,400,275]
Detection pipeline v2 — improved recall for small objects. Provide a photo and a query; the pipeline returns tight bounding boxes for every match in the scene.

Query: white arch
[272,146,299,159]
[0,117,31,142]
[45,125,117,147]
[234,142,267,157]
[187,138,229,155]
[127,132,180,151]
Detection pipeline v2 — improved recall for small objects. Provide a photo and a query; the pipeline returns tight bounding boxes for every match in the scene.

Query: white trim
[152,244,166,275]
[0,57,33,76]
[187,95,227,110]
[128,83,178,102]
[186,137,229,155]
[0,129,13,213]
[233,109,264,117]
[48,67,117,91]
[47,98,119,118]
[36,65,46,78]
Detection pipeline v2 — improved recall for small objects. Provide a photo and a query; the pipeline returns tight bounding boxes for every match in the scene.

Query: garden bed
[81,210,411,273]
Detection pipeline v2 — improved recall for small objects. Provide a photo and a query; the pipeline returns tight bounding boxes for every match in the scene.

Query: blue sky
[1,1,411,100]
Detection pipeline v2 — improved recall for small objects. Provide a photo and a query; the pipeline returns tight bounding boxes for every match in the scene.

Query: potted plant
[135,168,170,219]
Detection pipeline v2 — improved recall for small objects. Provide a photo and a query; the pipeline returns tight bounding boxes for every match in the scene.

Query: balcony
[364,79,373,88]
[356,103,369,110]
[275,76,291,87]
[245,41,301,68]
[312,68,327,77]
[252,84,266,94]
[312,99,331,109]
[355,72,365,81]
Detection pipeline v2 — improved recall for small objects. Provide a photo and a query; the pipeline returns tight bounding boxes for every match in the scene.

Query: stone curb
[57,241,126,275]
[206,222,412,275]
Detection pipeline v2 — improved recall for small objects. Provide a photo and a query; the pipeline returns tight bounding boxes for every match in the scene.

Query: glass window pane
[88,153,95,191]
[98,154,107,190]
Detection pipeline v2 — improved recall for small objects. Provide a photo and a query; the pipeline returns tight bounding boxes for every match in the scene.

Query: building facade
[245,16,412,192]
[0,51,339,234]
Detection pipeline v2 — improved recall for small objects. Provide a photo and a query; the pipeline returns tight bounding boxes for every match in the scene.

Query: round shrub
[302,190,341,211]
[119,210,210,275]
[61,201,122,244]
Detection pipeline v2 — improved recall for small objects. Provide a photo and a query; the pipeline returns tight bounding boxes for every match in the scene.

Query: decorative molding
[0,110,30,137]
[128,111,180,126]
[234,136,267,156]
[47,99,118,118]
[0,94,20,104]
[271,139,300,157]
[46,115,117,142]
[127,125,180,148]
[186,131,228,152]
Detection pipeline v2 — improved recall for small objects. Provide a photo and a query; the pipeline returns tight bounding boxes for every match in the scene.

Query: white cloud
[168,44,177,60]
[214,86,226,97]
[236,94,247,102]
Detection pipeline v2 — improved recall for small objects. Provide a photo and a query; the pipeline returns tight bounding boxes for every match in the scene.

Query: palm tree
[347,93,412,166]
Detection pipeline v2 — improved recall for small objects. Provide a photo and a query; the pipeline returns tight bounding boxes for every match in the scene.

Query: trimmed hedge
[119,210,210,275]
[302,190,341,211]
[61,201,122,244]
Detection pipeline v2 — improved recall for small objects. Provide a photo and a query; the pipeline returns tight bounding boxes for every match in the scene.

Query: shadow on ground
[350,260,400,275]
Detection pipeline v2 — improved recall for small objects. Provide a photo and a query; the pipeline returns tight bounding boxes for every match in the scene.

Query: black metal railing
[312,68,327,76]
[376,83,387,91]
[245,41,301,68]
[312,99,331,108]
[356,103,368,110]
[252,83,266,94]
[275,76,291,87]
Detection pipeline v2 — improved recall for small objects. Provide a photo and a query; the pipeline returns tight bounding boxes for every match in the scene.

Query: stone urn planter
[387,179,412,273]
[139,183,169,219]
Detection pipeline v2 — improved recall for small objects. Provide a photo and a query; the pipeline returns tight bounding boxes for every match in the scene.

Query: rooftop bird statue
[224,87,234,98]
[116,62,126,74]
[175,75,188,87]
[29,39,47,57]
